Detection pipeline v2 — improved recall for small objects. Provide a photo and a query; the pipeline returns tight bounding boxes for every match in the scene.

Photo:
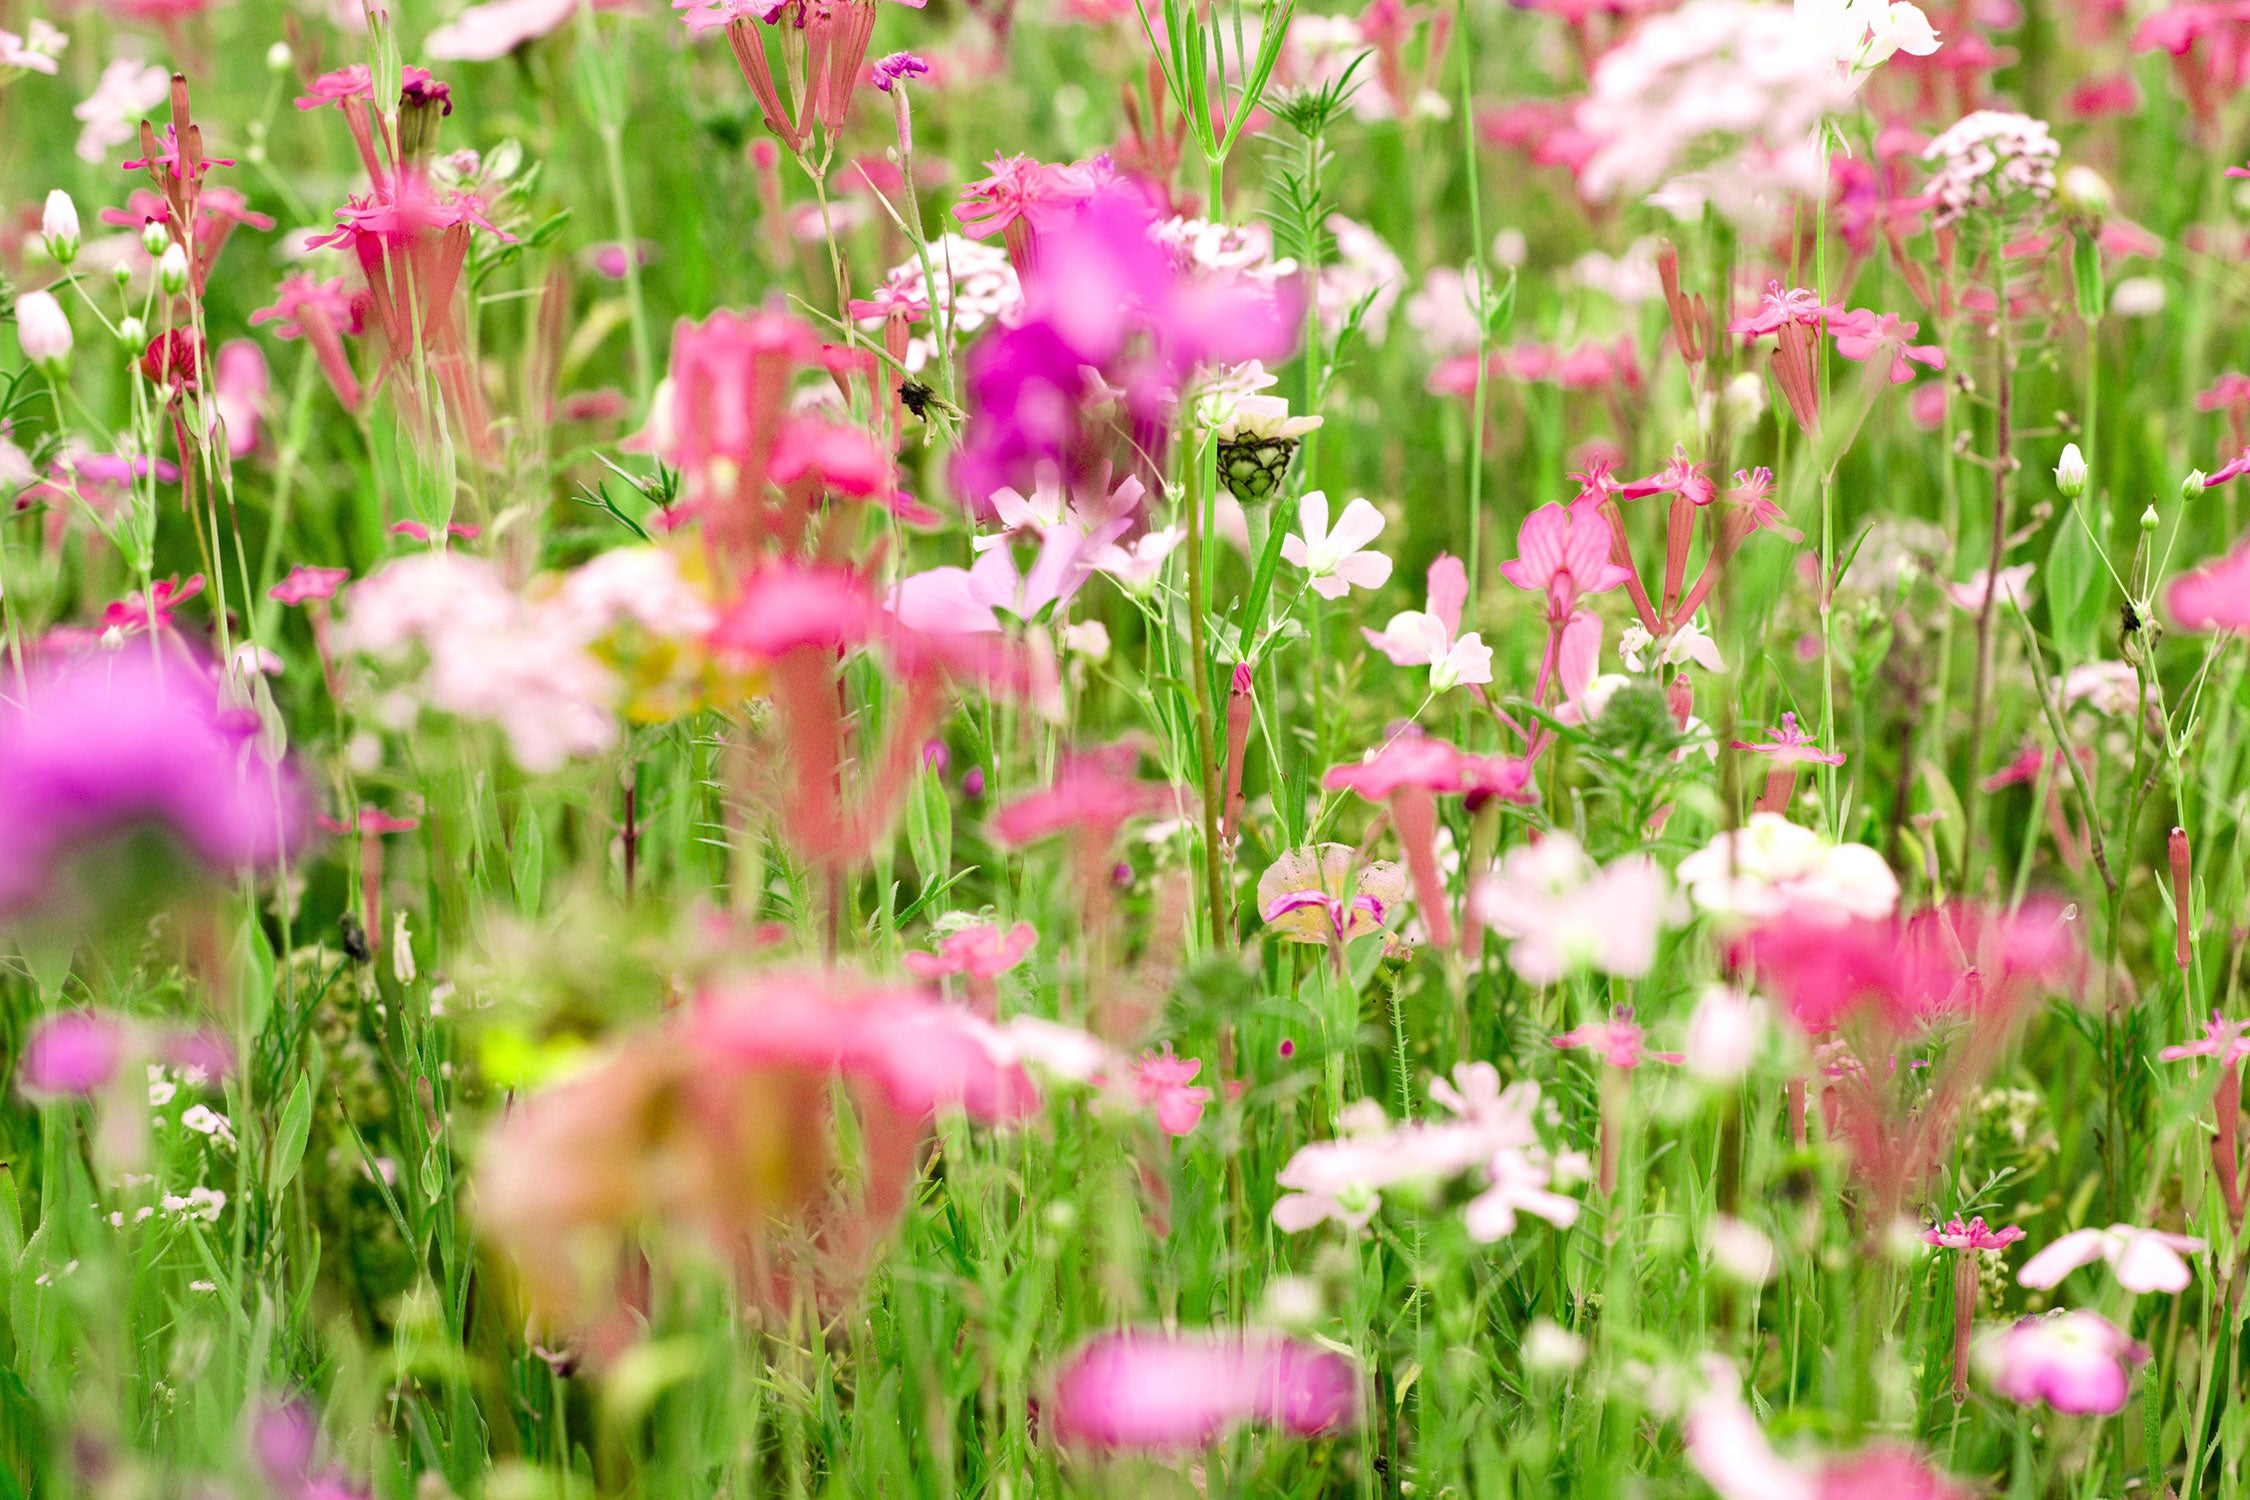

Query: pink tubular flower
[1830,309,1947,384]
[990,746,1179,926]
[101,573,205,634]
[1324,733,1484,950]
[1980,1311,2146,1415]
[1497,502,1632,625]
[17,1011,128,1097]
[270,565,352,606]
[1047,1330,1358,1450]
[250,273,365,414]
[2167,532,2250,632]
[2017,1224,2206,1294]
[1131,1048,1213,1135]
[1728,282,1844,338]
[1730,711,1846,811]
[1922,1216,2025,1251]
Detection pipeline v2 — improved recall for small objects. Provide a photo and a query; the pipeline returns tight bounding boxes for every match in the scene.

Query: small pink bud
[13,290,71,377]
[2170,827,2193,971]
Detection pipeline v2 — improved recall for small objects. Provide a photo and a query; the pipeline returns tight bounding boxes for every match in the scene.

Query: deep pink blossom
[1831,310,1947,384]
[1047,1331,1358,1450]
[1496,502,1632,625]
[17,1011,127,1097]
[1552,1006,1682,1068]
[2167,533,2250,632]
[1981,1311,2146,1414]
[270,566,352,606]
[1921,1216,2025,1251]
[1131,1049,1213,1135]
[101,573,204,634]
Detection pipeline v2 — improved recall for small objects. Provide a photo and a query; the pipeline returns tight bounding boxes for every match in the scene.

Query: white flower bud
[41,191,79,265]
[2060,164,2113,218]
[2141,505,2160,533]
[157,243,189,295]
[119,315,146,346]
[2054,442,2087,498]
[140,220,172,258]
[13,291,72,377]
[2183,469,2208,501]
[266,40,293,69]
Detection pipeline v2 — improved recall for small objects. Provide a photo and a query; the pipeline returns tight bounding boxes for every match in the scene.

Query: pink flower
[1497,502,1632,624]
[1047,1330,1358,1450]
[1734,901,2079,1036]
[902,921,1038,981]
[1362,553,1493,690]
[1980,1311,2146,1415]
[17,1011,127,1097]
[1687,1370,1973,1500]
[1131,1049,1213,1135]
[427,0,599,60]
[2017,1224,2206,1294]
[869,50,929,90]
[769,417,892,498]
[213,339,268,458]
[250,274,364,413]
[294,63,447,111]
[1552,1006,1683,1069]
[1472,834,1674,984]
[1280,491,1392,600]
[1921,1215,2025,1251]
[1831,309,1946,384]
[102,573,205,633]
[2160,1010,2250,1065]
[1728,282,1844,338]
[1730,712,1847,767]
[270,566,352,606]
[2167,533,2250,633]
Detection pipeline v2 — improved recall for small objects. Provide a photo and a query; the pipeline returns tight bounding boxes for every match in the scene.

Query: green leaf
[512,805,546,918]
[268,1075,313,1195]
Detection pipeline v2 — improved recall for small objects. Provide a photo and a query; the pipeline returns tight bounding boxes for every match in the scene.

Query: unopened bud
[13,291,72,378]
[140,220,171,258]
[41,190,79,265]
[2060,165,2113,219]
[2054,442,2087,498]
[2169,827,2193,971]
[157,243,189,295]
[119,315,146,346]
[265,40,293,70]
[2183,469,2208,501]
[110,262,133,288]
[2141,504,2160,533]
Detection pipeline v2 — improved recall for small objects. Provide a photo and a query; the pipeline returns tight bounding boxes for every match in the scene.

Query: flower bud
[2054,442,2087,498]
[13,291,72,378]
[110,262,133,288]
[265,40,293,70]
[119,315,146,346]
[41,190,79,265]
[157,243,189,295]
[1723,369,1767,429]
[2183,469,2207,501]
[140,220,172,258]
[1684,984,1761,1084]
[2059,164,2113,218]
[2141,504,2160,533]
[2169,827,2193,972]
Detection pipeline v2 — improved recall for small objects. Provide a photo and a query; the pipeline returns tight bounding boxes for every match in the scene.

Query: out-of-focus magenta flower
[1980,1311,2146,1414]
[100,573,204,634]
[1497,502,1632,626]
[2159,1010,2250,1065]
[2167,532,2250,632]
[902,921,1037,981]
[1733,900,2079,1036]
[0,650,306,914]
[251,273,365,414]
[1552,1006,1682,1069]
[1922,1216,2024,1251]
[869,49,928,89]
[1686,1366,1972,1500]
[1130,1048,1212,1135]
[17,1011,127,1097]
[1830,309,1947,384]
[387,519,482,544]
[270,565,352,606]
[213,339,268,458]
[1047,1330,1358,1450]
[769,417,892,499]
[2017,1223,2205,1293]
[293,63,448,111]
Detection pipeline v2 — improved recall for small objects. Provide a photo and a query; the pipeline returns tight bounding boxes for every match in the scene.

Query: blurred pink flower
[1944,563,2033,612]
[1552,1006,1683,1069]
[1047,1330,1358,1450]
[903,921,1037,981]
[2017,1223,2205,1293]
[1472,834,1673,985]
[2167,533,2250,632]
[17,1011,127,1097]
[1980,1311,2146,1415]
[1131,1049,1213,1135]
[270,566,352,606]
[1921,1215,2024,1251]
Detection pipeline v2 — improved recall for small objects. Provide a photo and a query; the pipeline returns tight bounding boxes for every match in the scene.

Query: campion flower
[252,1400,373,1500]
[1130,1049,1212,1135]
[1921,111,2060,229]
[1552,1007,1683,1070]
[1831,309,1947,384]
[2017,1224,2206,1294]
[1471,833,1674,984]
[269,565,352,606]
[1685,1366,1972,1500]
[2160,1010,2250,1220]
[1676,813,1899,925]
[1793,0,1941,70]
[102,573,204,634]
[1944,563,2033,612]
[1280,492,1393,599]
[902,921,1037,982]
[1087,527,1185,590]
[74,58,171,165]
[989,745,1179,925]
[250,274,365,413]
[2166,531,2250,632]
[1325,733,1494,949]
[1046,1331,1358,1450]
[1362,554,1491,690]
[1978,1311,2146,1415]
[1924,1216,2025,1399]
[853,235,1021,375]
[17,1011,128,1098]
[1257,845,1409,945]
[679,0,921,153]
[1734,899,2077,1035]
[1274,1066,1583,1241]
[1499,502,1632,626]
[1684,985,1765,1083]
[11,291,71,378]
[1727,713,1848,811]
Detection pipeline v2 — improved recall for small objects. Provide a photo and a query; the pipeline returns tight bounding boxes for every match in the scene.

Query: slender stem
[1961,232,2013,895]
[1456,0,1489,620]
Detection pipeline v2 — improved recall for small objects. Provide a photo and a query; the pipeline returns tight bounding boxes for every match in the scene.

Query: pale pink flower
[269,566,352,606]
[1979,1311,2145,1415]
[1676,814,1900,925]
[0,19,65,74]
[2017,1223,2205,1294]
[1087,526,1185,590]
[1470,833,1674,984]
[1683,986,1764,1083]
[2159,1010,2250,1065]
[1830,309,1947,383]
[903,921,1037,981]
[1280,491,1392,599]
[75,59,173,165]
[1047,1330,1358,1450]
[1131,1049,1213,1135]
[426,0,592,60]
[18,1011,128,1098]
[2167,533,2250,633]
[1362,554,1492,691]
[1497,502,1632,624]
[1552,1006,1683,1069]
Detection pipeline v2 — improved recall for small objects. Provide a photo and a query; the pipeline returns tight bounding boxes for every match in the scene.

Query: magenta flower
[250,273,364,414]
[293,63,446,111]
[1980,1311,2146,1415]
[270,566,353,606]
[1047,1330,1358,1450]
[1831,309,1947,384]
[869,50,929,90]
[1729,711,1846,811]
[2167,533,2250,633]
[1727,282,1844,338]
[1325,732,1486,950]
[101,573,205,634]
[1131,1049,1213,1136]
[904,921,1037,982]
[0,650,306,914]
[2017,1224,2205,1294]
[1922,1216,2025,1252]
[17,1010,127,1097]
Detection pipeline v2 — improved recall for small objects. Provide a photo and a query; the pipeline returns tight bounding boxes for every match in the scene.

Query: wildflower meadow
[5,0,2250,1489]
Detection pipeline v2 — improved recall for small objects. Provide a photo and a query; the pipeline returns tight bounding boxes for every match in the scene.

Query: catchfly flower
[1047,1331,1358,1450]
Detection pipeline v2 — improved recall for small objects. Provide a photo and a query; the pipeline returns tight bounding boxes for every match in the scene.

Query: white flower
[1709,1215,1779,1284]
[1683,985,1765,1083]
[1619,616,1726,673]
[1196,361,1322,443]
[1675,813,1899,925]
[1523,1318,1587,1374]
[1089,526,1185,591]
[179,1106,236,1150]
[147,1065,177,1108]
[1795,0,1940,69]
[1280,491,1392,600]
[162,1187,227,1222]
